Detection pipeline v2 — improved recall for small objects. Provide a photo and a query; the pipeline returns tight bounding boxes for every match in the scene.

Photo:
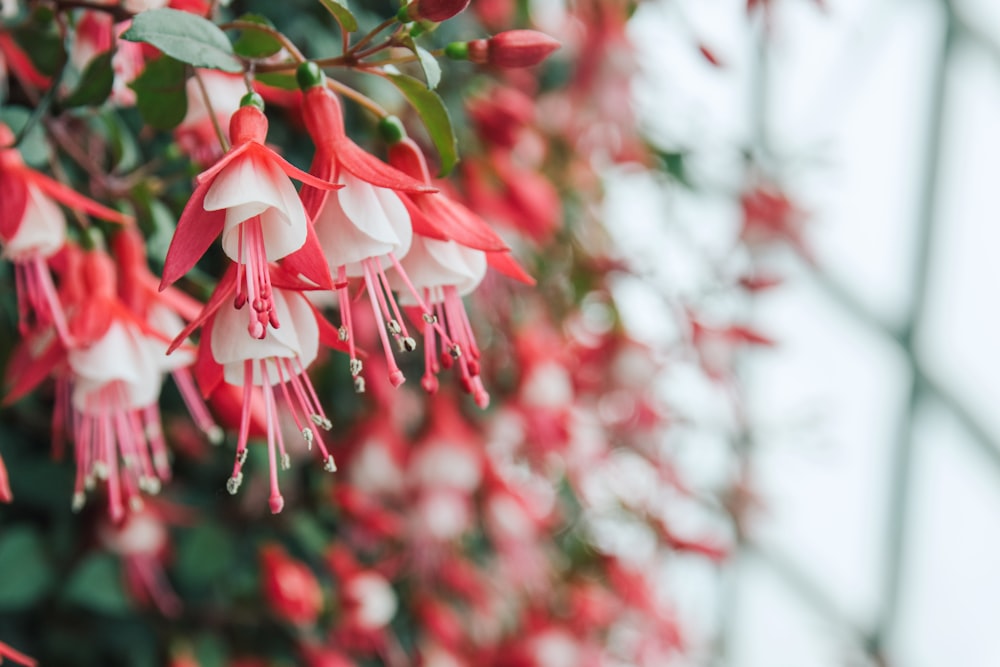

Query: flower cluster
[0,0,774,664]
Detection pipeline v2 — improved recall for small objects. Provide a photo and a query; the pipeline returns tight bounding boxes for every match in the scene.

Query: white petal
[212,289,319,386]
[209,154,308,262]
[69,321,163,411]
[3,184,67,259]
[393,237,487,306]
[315,172,412,275]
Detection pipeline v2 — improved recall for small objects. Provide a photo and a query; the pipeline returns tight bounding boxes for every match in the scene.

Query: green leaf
[0,527,54,610]
[63,554,132,614]
[129,55,188,130]
[385,73,458,176]
[12,21,65,77]
[232,14,283,59]
[318,0,358,32]
[400,36,441,90]
[176,522,234,588]
[256,71,299,91]
[62,51,115,108]
[122,8,243,73]
[655,150,693,188]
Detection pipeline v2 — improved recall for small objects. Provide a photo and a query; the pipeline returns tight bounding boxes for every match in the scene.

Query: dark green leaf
[129,55,188,130]
[0,527,54,610]
[232,14,283,59]
[400,36,441,90]
[12,22,64,77]
[122,8,243,73]
[385,73,458,176]
[63,554,132,614]
[62,51,115,108]
[176,522,234,587]
[655,150,693,188]
[318,0,358,32]
[256,71,299,91]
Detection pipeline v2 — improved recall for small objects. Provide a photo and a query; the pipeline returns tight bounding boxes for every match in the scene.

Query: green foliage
[318,0,359,33]
[0,527,54,610]
[128,55,188,130]
[62,51,115,108]
[232,14,284,59]
[386,72,458,176]
[63,554,132,615]
[122,8,243,73]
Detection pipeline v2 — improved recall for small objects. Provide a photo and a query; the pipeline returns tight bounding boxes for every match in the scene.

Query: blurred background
[613,0,1000,664]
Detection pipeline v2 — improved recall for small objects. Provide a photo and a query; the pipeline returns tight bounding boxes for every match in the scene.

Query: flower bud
[296,61,325,90]
[399,0,470,23]
[463,30,560,68]
[259,545,323,626]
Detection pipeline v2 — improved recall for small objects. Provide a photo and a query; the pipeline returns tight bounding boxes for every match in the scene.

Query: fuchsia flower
[387,137,533,403]
[98,500,185,616]
[5,248,184,521]
[169,264,346,513]
[0,123,131,343]
[298,71,438,390]
[160,95,340,341]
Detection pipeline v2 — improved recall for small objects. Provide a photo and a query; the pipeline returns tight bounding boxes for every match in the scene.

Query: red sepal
[254,144,342,192]
[159,180,226,289]
[280,223,334,290]
[400,194,449,242]
[336,140,437,194]
[30,170,132,224]
[194,142,253,185]
[487,251,535,285]
[0,166,28,241]
[193,318,224,399]
[301,154,336,222]
[3,337,64,406]
[167,267,238,354]
[416,194,508,251]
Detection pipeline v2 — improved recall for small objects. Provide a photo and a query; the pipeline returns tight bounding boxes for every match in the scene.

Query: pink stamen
[259,360,284,514]
[240,216,278,339]
[172,368,223,443]
[230,359,253,486]
[362,260,405,387]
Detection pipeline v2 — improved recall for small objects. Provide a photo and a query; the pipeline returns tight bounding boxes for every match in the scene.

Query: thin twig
[192,68,230,153]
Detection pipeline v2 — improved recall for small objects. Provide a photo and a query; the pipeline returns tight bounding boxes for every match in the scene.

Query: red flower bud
[401,0,470,22]
[467,30,560,68]
[260,545,323,626]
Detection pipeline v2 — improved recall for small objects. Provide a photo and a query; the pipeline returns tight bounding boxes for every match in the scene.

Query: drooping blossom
[0,123,131,344]
[112,226,222,445]
[387,137,533,404]
[4,247,182,521]
[298,67,438,391]
[69,11,148,106]
[168,264,345,513]
[160,95,340,342]
[97,501,184,616]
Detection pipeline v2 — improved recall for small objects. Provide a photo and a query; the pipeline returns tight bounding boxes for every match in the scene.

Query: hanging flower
[0,123,131,344]
[297,65,437,391]
[4,247,181,521]
[259,544,324,626]
[168,264,345,513]
[112,227,222,445]
[160,94,340,341]
[175,69,246,167]
[386,137,533,403]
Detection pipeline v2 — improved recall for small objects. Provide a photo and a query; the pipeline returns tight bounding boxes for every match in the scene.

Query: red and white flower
[0,123,131,344]
[160,97,340,341]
